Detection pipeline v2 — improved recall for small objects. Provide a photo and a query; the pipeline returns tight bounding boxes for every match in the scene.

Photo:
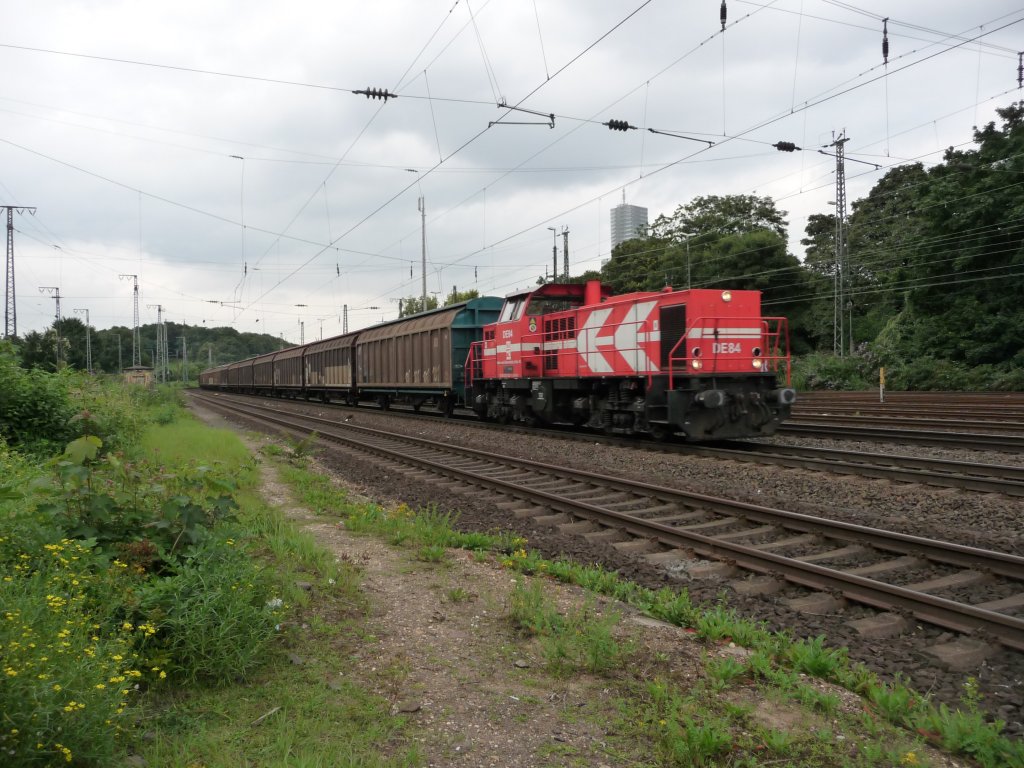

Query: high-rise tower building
[610,203,648,248]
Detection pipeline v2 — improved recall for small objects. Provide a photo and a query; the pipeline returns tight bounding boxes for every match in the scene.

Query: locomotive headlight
[721,290,732,302]
[752,359,763,369]
[752,347,762,357]
[691,347,701,358]
[691,359,702,369]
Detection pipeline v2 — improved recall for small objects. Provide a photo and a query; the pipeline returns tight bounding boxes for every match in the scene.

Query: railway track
[679,441,1024,497]
[792,404,1024,421]
[777,422,1024,451]
[198,390,1024,496]
[193,391,1024,657]
[787,413,1024,434]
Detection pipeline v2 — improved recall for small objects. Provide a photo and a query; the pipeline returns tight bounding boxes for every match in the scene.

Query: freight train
[199,280,796,441]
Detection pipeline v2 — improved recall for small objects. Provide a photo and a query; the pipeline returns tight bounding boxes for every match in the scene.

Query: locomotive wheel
[648,423,672,442]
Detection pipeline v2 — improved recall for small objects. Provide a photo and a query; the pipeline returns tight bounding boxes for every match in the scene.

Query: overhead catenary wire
[5,4,1022,336]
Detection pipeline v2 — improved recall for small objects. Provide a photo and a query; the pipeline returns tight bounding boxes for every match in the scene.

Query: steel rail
[788,413,1024,433]
[793,406,1024,421]
[778,422,1024,451]
[193,392,1024,651]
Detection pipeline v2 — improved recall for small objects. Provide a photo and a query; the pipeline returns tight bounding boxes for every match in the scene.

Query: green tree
[444,288,480,306]
[602,236,669,293]
[601,195,810,348]
[651,194,788,242]
[799,212,839,350]
[397,295,440,317]
[891,106,1023,371]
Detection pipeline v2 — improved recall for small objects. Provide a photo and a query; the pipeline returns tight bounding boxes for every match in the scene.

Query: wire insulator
[1018,52,1023,89]
[720,1,727,31]
[605,119,635,132]
[882,18,889,65]
[773,141,800,152]
[353,87,397,101]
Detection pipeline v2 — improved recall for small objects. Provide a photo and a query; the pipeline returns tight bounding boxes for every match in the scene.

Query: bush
[0,348,74,451]
[135,537,281,685]
[66,376,149,453]
[0,537,148,767]
[34,436,241,567]
[791,351,875,391]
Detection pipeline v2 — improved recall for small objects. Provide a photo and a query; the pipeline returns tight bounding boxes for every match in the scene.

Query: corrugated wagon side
[225,357,255,392]
[355,297,501,413]
[252,351,277,395]
[273,346,305,397]
[304,332,358,402]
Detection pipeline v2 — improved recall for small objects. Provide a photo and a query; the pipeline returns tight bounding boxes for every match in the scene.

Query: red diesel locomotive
[466,280,795,440]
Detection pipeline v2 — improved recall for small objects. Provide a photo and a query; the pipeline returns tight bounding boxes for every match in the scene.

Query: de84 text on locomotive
[200,280,796,441]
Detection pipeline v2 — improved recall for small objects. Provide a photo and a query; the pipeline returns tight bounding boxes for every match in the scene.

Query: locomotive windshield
[498,297,526,322]
[525,295,584,315]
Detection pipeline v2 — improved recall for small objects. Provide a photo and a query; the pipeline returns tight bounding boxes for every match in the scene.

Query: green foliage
[508,577,565,636]
[35,437,240,565]
[396,294,440,317]
[786,635,847,678]
[0,343,75,451]
[791,351,875,390]
[0,536,154,767]
[508,578,629,676]
[639,679,734,766]
[694,603,742,643]
[867,677,919,722]
[704,654,747,691]
[416,543,447,562]
[798,105,1024,383]
[284,430,319,462]
[135,536,280,685]
[652,193,789,241]
[647,587,696,626]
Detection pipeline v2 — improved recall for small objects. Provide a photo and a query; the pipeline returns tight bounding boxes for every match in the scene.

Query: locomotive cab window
[524,296,583,316]
[498,297,526,322]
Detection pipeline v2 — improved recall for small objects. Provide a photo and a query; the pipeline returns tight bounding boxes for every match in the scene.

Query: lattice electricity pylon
[120,274,141,367]
[3,206,36,338]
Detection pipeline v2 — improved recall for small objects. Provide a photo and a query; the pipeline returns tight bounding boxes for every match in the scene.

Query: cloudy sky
[3,0,1021,343]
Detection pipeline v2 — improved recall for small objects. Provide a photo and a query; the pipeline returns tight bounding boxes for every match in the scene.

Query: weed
[792,684,841,716]
[786,634,846,678]
[508,579,629,676]
[417,544,448,563]
[136,537,281,684]
[761,727,794,754]
[916,682,1024,768]
[694,603,739,643]
[704,654,747,691]
[648,587,696,626]
[868,677,918,722]
[639,680,733,766]
[446,587,473,603]
[285,431,319,461]
[509,578,564,636]
[0,538,147,766]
